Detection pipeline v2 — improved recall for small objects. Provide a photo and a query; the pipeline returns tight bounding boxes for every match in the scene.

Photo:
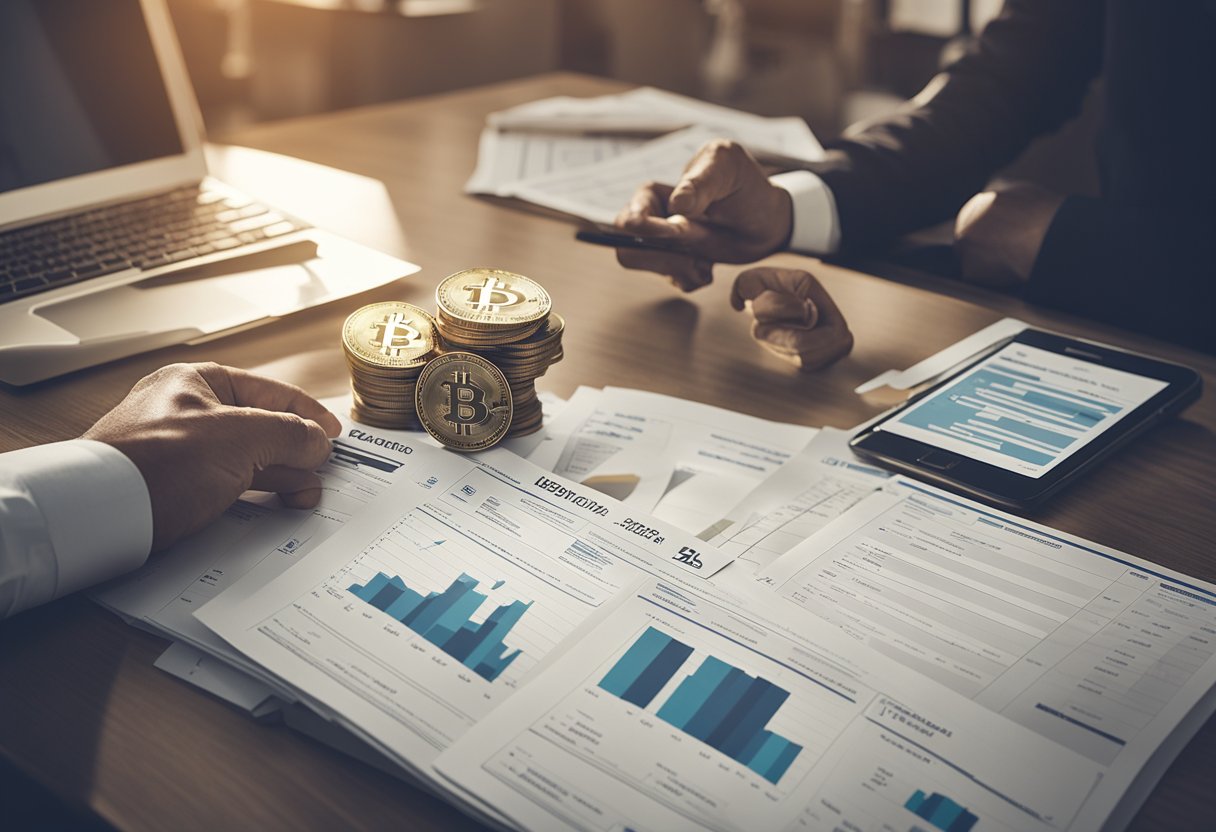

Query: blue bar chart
[598,626,694,707]
[894,362,1121,467]
[905,790,979,832]
[348,571,530,682]
[599,627,803,784]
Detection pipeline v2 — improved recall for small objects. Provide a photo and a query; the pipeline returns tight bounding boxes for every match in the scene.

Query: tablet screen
[877,343,1168,478]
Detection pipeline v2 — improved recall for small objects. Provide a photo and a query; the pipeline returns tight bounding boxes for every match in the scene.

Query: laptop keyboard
[0,185,310,304]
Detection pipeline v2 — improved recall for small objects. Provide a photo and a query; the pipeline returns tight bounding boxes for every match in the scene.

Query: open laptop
[0,0,419,385]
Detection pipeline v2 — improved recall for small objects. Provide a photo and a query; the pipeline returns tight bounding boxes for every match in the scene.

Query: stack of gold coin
[434,268,562,437]
[341,301,438,430]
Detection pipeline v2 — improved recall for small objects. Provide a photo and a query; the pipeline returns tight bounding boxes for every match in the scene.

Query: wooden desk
[2,73,1214,831]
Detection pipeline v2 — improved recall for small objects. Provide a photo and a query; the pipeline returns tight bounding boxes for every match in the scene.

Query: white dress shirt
[771,170,842,255]
[0,440,152,619]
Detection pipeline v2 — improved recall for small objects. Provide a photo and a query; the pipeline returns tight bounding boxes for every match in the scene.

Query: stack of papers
[753,478,1216,824]
[526,386,818,535]
[466,87,824,226]
[92,379,1216,831]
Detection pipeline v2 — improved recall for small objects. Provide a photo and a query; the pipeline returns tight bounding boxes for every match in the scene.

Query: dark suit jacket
[806,0,1216,354]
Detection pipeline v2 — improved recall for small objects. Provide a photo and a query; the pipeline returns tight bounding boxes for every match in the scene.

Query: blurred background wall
[168,0,1099,195]
[167,0,996,134]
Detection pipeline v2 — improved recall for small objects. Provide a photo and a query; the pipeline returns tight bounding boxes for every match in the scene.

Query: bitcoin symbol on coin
[342,302,436,429]
[437,269,551,327]
[442,370,493,435]
[416,352,513,452]
[464,276,524,312]
[369,311,424,358]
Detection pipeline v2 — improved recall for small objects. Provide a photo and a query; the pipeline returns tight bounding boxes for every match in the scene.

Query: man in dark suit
[615,0,1216,367]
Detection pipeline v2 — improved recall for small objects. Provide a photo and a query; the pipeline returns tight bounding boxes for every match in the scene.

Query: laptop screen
[0,0,185,195]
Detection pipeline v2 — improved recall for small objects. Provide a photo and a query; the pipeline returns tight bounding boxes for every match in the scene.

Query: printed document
[759,476,1216,828]
[198,444,738,778]
[527,386,817,534]
[465,128,646,197]
[499,119,824,227]
[487,87,824,161]
[434,577,1104,832]
[154,641,279,717]
[94,416,431,685]
[701,428,893,581]
[502,126,728,225]
[469,87,824,200]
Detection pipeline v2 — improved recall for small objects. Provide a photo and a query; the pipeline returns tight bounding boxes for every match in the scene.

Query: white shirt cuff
[6,439,152,601]
[771,170,842,255]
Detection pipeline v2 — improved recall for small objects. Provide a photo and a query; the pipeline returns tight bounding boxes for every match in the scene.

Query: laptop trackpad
[37,242,325,341]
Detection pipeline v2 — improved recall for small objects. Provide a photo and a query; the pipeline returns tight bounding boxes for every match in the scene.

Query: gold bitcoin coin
[436,268,551,329]
[415,352,513,452]
[430,272,563,440]
[342,302,436,369]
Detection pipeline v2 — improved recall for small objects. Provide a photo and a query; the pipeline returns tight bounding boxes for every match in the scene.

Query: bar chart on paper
[598,626,804,785]
[486,606,862,831]
[348,571,531,682]
[323,502,593,698]
[906,790,979,832]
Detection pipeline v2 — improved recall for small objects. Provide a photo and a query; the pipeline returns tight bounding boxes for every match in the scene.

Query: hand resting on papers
[83,363,341,552]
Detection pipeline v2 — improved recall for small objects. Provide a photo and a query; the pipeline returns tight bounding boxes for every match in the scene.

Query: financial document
[502,126,726,225]
[759,477,1216,827]
[465,128,646,197]
[469,86,824,202]
[154,641,279,717]
[503,120,822,226]
[702,428,893,581]
[94,417,432,682]
[486,88,692,133]
[487,86,824,160]
[434,577,1104,832]
[527,386,817,534]
[198,445,738,778]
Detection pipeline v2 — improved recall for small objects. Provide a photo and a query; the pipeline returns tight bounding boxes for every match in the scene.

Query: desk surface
[2,73,1214,832]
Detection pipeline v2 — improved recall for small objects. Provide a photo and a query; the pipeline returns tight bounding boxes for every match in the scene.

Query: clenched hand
[731,267,853,371]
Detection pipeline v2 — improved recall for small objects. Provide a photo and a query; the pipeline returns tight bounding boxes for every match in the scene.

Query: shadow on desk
[1,754,116,832]
[0,599,124,832]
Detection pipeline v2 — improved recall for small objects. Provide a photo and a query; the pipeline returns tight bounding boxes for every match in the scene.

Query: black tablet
[849,329,1202,510]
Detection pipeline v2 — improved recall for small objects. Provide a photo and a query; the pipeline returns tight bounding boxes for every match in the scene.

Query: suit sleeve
[1027,198,1216,353]
[1022,0,1216,354]
[806,0,1104,253]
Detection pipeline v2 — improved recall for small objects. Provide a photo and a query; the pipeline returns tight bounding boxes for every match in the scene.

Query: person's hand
[82,362,341,552]
[731,267,853,371]
[614,140,794,291]
[955,182,1065,288]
